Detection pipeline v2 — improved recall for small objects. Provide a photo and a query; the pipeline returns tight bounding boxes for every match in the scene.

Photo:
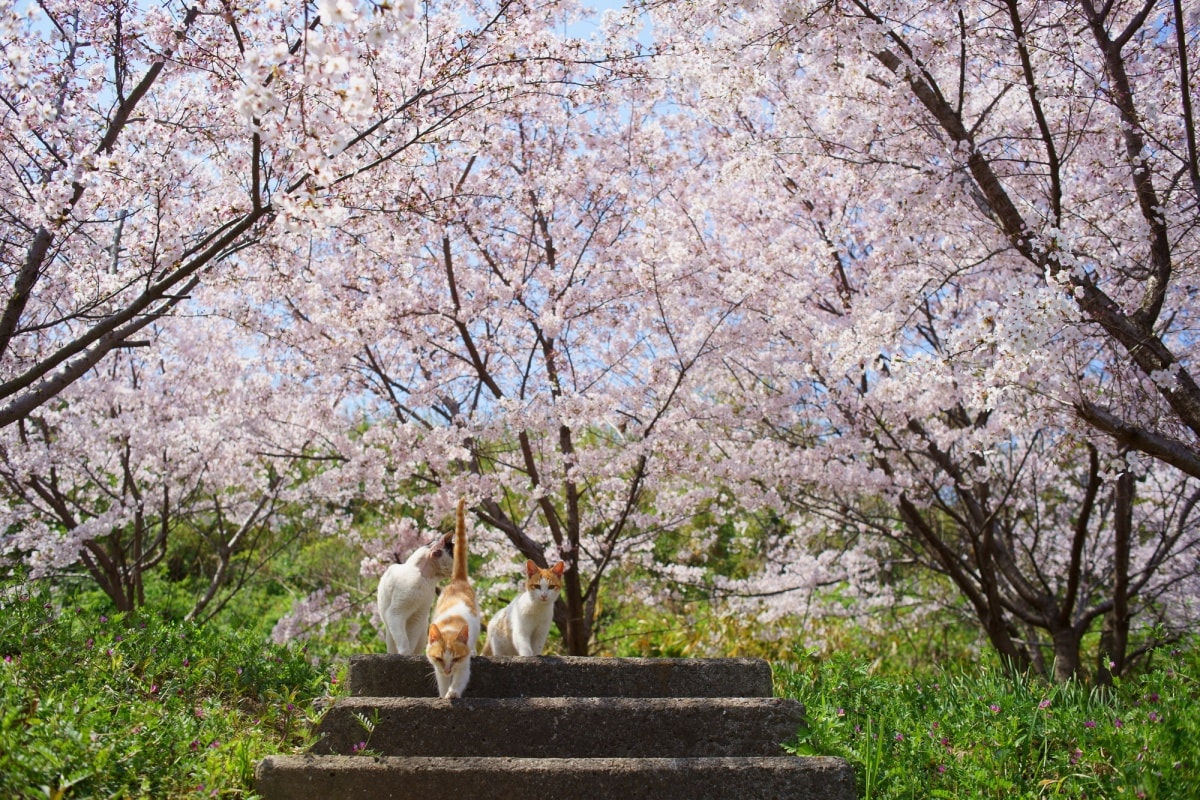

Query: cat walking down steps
[425,498,481,699]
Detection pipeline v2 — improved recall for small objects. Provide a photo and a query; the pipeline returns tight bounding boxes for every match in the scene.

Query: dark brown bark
[1097,469,1134,686]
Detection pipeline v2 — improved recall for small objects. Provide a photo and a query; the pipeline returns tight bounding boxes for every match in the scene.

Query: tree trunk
[562,564,589,655]
[1051,625,1084,683]
[1097,469,1134,686]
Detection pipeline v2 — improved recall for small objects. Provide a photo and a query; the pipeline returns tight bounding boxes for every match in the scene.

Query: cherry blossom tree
[0,0,670,626]
[612,0,1200,678]
[641,0,1200,474]
[716,409,1200,681]
[0,308,347,620]
[243,15,750,653]
[0,0,587,428]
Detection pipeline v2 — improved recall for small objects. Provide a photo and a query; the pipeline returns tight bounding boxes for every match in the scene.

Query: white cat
[376,533,455,655]
[482,560,565,657]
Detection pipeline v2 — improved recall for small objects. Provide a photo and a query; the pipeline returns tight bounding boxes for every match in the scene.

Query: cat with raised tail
[425,498,481,699]
[482,560,565,657]
[376,532,455,655]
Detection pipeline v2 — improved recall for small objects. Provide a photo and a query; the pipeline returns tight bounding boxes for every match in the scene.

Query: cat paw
[444,690,460,699]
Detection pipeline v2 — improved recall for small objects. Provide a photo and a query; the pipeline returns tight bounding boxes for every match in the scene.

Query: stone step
[256,657,856,800]
[347,655,774,698]
[311,696,805,758]
[256,754,856,800]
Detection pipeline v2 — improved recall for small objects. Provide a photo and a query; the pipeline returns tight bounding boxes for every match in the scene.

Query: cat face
[524,560,565,604]
[427,622,471,674]
[428,533,455,577]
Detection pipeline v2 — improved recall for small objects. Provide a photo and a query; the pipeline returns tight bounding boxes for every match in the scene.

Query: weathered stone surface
[256,754,856,800]
[311,696,805,758]
[348,655,776,698]
[255,657,856,800]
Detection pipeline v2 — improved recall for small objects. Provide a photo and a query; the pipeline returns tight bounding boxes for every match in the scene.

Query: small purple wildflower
[989,704,1001,713]
[1084,720,1096,729]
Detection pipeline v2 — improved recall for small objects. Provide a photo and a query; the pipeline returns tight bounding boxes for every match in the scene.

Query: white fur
[377,543,452,655]
[428,598,482,698]
[485,574,558,657]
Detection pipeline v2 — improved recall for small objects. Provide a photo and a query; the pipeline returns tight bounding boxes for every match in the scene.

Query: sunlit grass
[777,647,1200,799]
[0,582,342,799]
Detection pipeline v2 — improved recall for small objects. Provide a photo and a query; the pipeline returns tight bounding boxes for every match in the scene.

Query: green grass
[0,582,343,799]
[5,571,1198,799]
[777,648,1200,799]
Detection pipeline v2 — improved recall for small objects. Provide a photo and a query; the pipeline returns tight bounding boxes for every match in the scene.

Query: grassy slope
[4,575,1197,799]
[0,583,339,799]
[777,649,1200,800]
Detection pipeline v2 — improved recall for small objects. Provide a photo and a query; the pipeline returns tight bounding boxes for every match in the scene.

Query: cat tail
[452,497,469,582]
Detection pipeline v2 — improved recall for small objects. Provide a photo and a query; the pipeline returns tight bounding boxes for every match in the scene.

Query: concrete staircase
[255,655,855,799]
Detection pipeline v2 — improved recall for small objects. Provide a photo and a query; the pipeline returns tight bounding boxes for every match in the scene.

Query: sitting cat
[482,560,565,657]
[376,532,455,655]
[425,499,481,698]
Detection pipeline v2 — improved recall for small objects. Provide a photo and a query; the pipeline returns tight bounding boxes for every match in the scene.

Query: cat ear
[455,626,470,644]
[551,561,565,576]
[428,623,441,644]
[525,559,539,577]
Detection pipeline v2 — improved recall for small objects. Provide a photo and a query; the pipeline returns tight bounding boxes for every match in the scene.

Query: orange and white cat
[425,499,481,698]
[482,560,565,656]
